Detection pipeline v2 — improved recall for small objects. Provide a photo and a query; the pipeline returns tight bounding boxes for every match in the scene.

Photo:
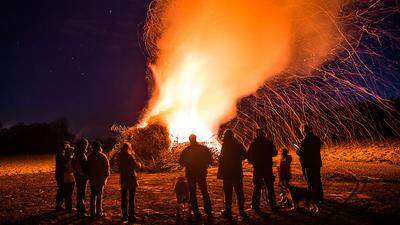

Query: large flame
[143,0,342,142]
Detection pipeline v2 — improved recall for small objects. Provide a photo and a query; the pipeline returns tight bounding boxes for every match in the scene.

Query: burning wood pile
[110,122,179,172]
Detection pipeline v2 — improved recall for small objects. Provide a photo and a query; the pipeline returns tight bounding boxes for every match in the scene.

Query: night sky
[1,1,399,138]
[1,1,151,137]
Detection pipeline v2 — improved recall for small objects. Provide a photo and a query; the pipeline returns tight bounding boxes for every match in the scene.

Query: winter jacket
[72,152,88,177]
[179,143,212,178]
[247,136,277,173]
[297,133,322,168]
[87,151,110,186]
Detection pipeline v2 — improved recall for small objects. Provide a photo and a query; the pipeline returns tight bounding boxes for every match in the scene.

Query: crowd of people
[54,124,323,223]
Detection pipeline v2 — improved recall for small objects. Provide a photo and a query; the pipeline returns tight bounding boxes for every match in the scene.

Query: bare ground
[1,140,399,225]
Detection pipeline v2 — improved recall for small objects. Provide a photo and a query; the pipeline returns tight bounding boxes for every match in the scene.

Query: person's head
[177,176,185,183]
[256,128,265,138]
[58,141,70,154]
[62,141,70,150]
[121,142,132,154]
[92,141,103,153]
[65,146,74,158]
[282,148,288,156]
[189,134,197,145]
[300,124,312,136]
[223,129,234,142]
[76,138,89,153]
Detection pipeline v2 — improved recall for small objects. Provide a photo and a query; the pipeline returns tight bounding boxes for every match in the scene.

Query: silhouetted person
[296,124,323,204]
[72,138,89,218]
[117,142,141,222]
[174,177,189,217]
[217,130,247,218]
[63,147,75,211]
[248,129,278,212]
[278,148,292,203]
[55,141,69,211]
[179,134,213,220]
[87,141,110,218]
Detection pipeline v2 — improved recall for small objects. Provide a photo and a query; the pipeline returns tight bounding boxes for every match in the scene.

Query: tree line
[0,118,74,155]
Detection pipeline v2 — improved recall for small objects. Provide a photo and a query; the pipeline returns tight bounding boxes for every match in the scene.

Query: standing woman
[217,130,247,218]
[72,138,89,218]
[117,142,141,222]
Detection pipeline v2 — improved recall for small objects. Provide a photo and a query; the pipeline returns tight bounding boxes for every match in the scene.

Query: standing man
[117,142,141,222]
[296,124,323,204]
[248,128,278,212]
[55,141,69,211]
[72,138,89,218]
[87,141,110,218]
[179,134,213,220]
[217,130,247,218]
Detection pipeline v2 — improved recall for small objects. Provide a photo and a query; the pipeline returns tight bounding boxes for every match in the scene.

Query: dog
[174,177,190,217]
[281,185,319,213]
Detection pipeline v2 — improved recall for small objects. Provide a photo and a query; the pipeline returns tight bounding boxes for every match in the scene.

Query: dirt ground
[1,140,400,225]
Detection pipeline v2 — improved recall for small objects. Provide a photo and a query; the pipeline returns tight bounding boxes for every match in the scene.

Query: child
[174,177,189,217]
[278,148,292,204]
[63,147,75,211]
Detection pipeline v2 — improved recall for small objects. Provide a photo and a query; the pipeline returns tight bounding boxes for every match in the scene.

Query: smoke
[143,0,343,141]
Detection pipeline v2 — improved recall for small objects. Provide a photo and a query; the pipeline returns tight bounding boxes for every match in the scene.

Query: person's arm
[297,139,306,156]
[81,154,89,175]
[179,150,186,167]
[86,156,91,177]
[239,143,247,160]
[104,155,110,178]
[55,153,62,169]
[61,155,68,170]
[317,137,322,151]
[130,155,142,170]
[218,147,223,164]
[247,142,255,164]
[206,147,213,166]
[271,142,278,157]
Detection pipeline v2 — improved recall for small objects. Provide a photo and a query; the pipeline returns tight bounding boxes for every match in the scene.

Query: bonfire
[112,0,399,170]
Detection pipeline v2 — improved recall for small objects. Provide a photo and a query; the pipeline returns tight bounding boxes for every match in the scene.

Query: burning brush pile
[110,122,221,172]
[110,123,176,172]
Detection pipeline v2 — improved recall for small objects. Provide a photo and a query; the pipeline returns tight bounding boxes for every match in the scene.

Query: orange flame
[143,0,342,143]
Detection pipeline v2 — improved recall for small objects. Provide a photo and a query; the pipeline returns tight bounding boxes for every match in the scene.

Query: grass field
[0,140,399,225]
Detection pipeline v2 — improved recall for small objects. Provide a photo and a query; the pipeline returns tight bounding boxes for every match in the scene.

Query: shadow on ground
[4,199,398,225]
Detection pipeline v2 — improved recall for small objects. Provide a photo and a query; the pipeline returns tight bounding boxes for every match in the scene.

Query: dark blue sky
[1,0,151,137]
